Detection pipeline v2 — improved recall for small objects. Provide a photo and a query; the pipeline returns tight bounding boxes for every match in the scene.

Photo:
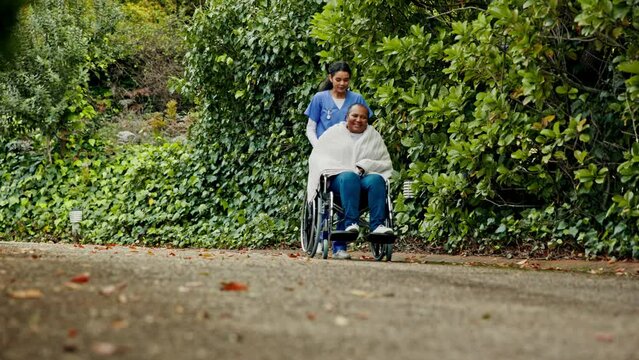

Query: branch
[483,197,537,208]
[424,6,486,20]
[627,98,639,144]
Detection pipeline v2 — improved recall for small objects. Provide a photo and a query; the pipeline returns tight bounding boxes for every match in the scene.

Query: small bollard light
[69,209,83,237]
[403,180,415,199]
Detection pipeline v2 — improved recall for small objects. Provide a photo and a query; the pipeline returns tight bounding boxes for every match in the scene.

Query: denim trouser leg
[329,172,361,252]
[361,174,387,230]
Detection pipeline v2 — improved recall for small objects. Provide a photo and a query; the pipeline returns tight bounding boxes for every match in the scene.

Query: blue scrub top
[304,90,373,138]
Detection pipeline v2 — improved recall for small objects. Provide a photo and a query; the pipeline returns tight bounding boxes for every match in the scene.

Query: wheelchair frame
[300,173,395,261]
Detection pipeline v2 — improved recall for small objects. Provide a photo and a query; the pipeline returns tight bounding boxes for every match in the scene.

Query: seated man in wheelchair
[306,103,394,259]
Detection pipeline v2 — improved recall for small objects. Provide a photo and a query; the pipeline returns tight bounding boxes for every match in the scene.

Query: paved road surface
[1,242,638,360]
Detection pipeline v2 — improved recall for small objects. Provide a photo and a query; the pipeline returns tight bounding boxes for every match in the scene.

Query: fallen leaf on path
[306,312,316,320]
[70,273,90,284]
[99,282,127,296]
[615,268,626,276]
[288,253,300,258]
[595,333,614,343]
[111,319,128,329]
[334,316,349,327]
[359,255,374,260]
[516,259,528,266]
[68,328,78,338]
[91,342,122,356]
[196,310,210,320]
[355,312,369,320]
[8,289,43,299]
[220,281,248,291]
[405,256,419,263]
[350,289,374,298]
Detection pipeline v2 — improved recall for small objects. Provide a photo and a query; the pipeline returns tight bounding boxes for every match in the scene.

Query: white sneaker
[372,225,393,235]
[345,223,359,233]
[333,250,351,260]
[317,240,323,252]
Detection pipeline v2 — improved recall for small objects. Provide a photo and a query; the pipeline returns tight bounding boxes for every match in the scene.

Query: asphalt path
[1,242,638,360]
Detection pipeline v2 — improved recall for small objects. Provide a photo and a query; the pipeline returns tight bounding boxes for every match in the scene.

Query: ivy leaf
[618,61,639,74]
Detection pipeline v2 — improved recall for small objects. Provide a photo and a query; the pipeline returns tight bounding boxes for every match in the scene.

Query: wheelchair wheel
[383,243,393,262]
[371,243,383,261]
[370,242,393,262]
[300,197,318,257]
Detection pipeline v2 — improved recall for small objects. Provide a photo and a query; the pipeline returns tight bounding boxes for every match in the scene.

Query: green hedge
[1,0,638,257]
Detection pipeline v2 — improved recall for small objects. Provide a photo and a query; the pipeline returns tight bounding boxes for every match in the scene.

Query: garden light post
[69,209,82,238]
[403,180,415,199]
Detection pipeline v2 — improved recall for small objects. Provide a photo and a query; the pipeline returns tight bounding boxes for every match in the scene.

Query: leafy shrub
[181,0,323,246]
[311,0,639,258]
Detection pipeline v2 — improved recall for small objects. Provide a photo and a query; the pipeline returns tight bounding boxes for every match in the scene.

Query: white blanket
[306,123,393,201]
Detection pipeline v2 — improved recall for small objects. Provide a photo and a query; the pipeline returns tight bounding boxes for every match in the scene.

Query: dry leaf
[595,333,614,343]
[70,273,90,284]
[334,316,349,327]
[220,281,248,291]
[196,310,210,320]
[288,253,300,258]
[91,342,121,356]
[350,289,374,298]
[306,312,316,321]
[99,282,127,296]
[111,319,129,329]
[117,294,128,304]
[8,289,43,299]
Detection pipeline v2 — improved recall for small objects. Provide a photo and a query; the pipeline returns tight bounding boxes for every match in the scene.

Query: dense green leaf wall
[310,0,639,257]
[1,0,638,257]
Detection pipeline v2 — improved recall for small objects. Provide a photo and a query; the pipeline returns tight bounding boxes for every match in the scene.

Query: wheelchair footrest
[367,233,396,244]
[329,231,359,242]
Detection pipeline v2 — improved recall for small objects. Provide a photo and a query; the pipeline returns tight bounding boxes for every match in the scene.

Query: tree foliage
[0,0,120,161]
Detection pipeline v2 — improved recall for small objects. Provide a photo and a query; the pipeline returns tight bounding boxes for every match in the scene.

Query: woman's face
[346,105,368,134]
[329,71,350,95]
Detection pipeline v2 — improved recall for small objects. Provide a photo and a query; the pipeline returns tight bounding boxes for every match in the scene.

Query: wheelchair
[300,173,395,261]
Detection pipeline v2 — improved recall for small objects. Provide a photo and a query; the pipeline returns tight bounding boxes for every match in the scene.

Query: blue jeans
[329,172,387,252]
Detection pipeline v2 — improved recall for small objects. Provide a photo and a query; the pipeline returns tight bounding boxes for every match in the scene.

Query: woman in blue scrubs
[304,61,373,147]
